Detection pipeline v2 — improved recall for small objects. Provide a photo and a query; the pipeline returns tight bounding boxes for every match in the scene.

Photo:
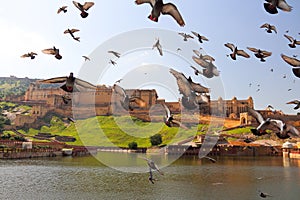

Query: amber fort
[4,82,300,129]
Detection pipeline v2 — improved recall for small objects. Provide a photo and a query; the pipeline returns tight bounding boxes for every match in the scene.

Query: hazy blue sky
[1,0,300,114]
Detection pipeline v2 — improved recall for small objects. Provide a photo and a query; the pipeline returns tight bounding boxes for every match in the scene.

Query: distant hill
[0,76,39,99]
[0,76,61,99]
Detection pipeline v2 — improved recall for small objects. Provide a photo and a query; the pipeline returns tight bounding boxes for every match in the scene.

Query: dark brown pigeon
[135,0,185,26]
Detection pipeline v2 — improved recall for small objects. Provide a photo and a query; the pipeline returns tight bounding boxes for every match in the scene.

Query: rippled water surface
[1,154,300,200]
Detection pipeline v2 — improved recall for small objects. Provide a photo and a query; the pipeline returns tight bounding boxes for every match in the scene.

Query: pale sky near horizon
[0,0,300,114]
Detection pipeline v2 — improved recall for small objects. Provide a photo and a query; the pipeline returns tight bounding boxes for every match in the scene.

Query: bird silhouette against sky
[135,0,185,26]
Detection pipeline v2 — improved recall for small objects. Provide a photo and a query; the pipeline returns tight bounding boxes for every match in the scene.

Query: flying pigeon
[115,79,123,84]
[64,28,80,42]
[73,1,94,18]
[109,59,117,66]
[162,103,188,129]
[42,46,62,60]
[192,56,220,78]
[191,31,209,43]
[259,190,272,198]
[248,107,275,136]
[247,47,272,62]
[203,156,217,163]
[82,55,90,61]
[263,0,292,14]
[190,66,202,76]
[187,76,210,93]
[38,72,96,93]
[193,50,215,62]
[139,156,164,175]
[224,43,250,60]
[169,69,209,109]
[148,169,158,184]
[135,0,185,26]
[152,38,163,56]
[21,52,37,59]
[57,6,68,14]
[112,84,146,110]
[260,23,277,33]
[281,54,300,67]
[284,34,300,48]
[169,68,193,97]
[281,54,300,78]
[178,32,194,41]
[276,124,300,139]
[286,100,300,110]
[108,50,121,58]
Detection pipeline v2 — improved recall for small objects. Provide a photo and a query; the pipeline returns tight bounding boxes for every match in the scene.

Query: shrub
[128,141,138,149]
[150,134,162,146]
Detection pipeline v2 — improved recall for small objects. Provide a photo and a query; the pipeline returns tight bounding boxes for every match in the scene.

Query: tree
[128,141,138,149]
[150,134,162,146]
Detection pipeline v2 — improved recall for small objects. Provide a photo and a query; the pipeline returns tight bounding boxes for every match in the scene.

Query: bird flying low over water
[203,156,217,163]
[178,32,194,41]
[275,124,300,139]
[72,1,94,18]
[224,43,250,60]
[21,52,37,59]
[259,190,272,198]
[148,169,158,184]
[284,34,300,48]
[260,23,277,34]
[139,156,164,175]
[263,0,292,14]
[248,107,279,136]
[38,72,97,93]
[57,6,68,14]
[286,100,300,110]
[42,46,62,60]
[108,50,121,58]
[281,54,300,78]
[162,103,188,129]
[64,28,80,42]
[247,47,272,62]
[191,31,209,43]
[152,38,163,56]
[248,107,300,139]
[135,0,185,26]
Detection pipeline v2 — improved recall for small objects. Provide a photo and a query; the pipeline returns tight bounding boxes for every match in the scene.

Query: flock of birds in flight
[17,0,300,193]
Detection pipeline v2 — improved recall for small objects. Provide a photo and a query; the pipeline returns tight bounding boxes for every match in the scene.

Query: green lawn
[14,115,211,148]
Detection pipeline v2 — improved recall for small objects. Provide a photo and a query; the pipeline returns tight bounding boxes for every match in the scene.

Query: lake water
[1,153,300,200]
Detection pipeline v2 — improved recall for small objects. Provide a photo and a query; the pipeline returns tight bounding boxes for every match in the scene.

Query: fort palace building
[3,82,264,128]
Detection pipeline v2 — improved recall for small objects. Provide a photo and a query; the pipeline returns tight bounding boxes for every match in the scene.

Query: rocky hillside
[0,76,39,99]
